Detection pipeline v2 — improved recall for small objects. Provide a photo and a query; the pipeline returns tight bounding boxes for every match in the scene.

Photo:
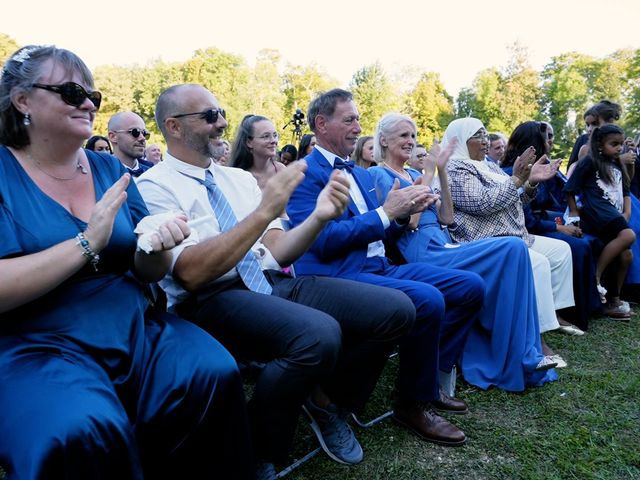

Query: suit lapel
[352,167,378,211]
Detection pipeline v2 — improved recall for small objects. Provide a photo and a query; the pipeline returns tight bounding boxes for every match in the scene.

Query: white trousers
[528,235,575,333]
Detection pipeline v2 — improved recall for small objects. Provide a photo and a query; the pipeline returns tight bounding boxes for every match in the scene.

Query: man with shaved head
[137,84,417,479]
[108,111,154,177]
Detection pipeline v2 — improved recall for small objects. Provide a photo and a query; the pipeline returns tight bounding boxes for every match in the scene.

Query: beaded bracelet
[75,232,100,271]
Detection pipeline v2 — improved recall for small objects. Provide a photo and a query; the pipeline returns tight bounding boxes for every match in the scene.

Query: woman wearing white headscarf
[368,113,558,392]
[445,118,576,367]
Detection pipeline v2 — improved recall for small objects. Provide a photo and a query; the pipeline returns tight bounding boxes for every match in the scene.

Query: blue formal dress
[369,166,557,391]
[625,194,640,285]
[0,148,251,479]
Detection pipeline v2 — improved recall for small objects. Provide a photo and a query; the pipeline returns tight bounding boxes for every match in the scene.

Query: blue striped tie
[200,170,272,294]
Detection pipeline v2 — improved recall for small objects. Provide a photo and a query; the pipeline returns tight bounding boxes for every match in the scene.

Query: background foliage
[1,34,638,158]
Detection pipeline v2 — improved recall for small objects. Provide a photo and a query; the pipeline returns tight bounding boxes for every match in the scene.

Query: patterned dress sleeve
[447,160,521,215]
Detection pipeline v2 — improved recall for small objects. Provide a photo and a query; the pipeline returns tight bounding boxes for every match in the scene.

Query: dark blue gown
[504,167,601,331]
[0,148,252,479]
[369,166,557,392]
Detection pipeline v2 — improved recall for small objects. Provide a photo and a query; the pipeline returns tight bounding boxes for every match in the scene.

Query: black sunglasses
[113,128,151,140]
[173,108,226,124]
[32,82,102,110]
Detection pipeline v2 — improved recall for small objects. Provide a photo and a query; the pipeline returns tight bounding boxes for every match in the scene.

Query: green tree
[626,48,640,134]
[463,67,503,130]
[540,52,593,158]
[242,49,286,145]
[496,43,541,133]
[93,65,138,137]
[183,47,251,138]
[404,72,454,147]
[0,33,19,64]
[282,63,338,140]
[456,44,541,140]
[350,62,401,135]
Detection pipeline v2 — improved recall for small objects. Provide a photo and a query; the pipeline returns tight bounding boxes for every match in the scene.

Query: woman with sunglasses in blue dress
[0,45,252,479]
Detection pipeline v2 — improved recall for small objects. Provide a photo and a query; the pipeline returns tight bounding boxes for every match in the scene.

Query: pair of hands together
[383,138,459,221]
[84,174,191,255]
[260,156,438,225]
[512,147,562,187]
[259,160,352,223]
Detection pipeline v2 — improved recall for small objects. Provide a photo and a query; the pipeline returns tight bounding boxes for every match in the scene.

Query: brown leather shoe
[392,399,466,446]
[430,389,469,415]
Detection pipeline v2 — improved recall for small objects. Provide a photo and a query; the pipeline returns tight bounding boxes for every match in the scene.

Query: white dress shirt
[136,152,283,310]
[315,145,388,258]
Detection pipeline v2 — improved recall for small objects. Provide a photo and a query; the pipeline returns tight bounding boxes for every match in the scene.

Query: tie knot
[204,170,216,189]
[334,157,355,172]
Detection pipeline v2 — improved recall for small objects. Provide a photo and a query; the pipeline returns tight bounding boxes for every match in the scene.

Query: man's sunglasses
[32,82,102,110]
[172,108,226,124]
[113,128,151,140]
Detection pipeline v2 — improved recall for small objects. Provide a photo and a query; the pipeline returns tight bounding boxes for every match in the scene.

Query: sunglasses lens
[88,91,102,109]
[129,128,150,139]
[60,83,85,107]
[59,82,101,110]
[204,109,218,124]
[203,108,226,123]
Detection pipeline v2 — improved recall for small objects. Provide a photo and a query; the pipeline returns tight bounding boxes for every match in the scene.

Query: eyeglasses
[32,82,102,110]
[468,131,489,142]
[252,132,279,141]
[113,128,151,140]
[173,108,226,124]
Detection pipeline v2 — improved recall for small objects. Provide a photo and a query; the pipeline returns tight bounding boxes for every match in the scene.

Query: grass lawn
[284,312,640,480]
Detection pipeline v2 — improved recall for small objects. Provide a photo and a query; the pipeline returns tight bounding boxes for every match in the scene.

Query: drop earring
[23,113,31,126]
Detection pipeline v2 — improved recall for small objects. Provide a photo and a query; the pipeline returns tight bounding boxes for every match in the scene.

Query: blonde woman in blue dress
[368,113,557,392]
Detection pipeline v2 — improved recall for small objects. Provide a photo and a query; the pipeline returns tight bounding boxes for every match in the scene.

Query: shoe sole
[557,326,585,336]
[391,415,466,447]
[534,362,558,372]
[430,405,469,415]
[302,405,363,465]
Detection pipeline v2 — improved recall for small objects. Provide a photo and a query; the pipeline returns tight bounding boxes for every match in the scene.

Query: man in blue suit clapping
[287,89,486,447]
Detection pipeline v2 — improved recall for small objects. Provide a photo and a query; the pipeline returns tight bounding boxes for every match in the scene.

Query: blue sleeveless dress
[369,166,557,391]
[0,147,250,479]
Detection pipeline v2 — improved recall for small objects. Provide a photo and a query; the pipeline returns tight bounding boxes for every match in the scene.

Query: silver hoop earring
[23,113,31,126]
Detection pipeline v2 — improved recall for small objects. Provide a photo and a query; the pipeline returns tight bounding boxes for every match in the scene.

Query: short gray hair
[307,88,353,132]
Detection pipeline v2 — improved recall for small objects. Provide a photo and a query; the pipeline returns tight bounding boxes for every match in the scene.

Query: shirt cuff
[376,206,391,229]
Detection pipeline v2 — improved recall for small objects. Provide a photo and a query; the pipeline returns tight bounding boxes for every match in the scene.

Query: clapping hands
[512,147,561,185]
[530,155,561,183]
[314,170,351,221]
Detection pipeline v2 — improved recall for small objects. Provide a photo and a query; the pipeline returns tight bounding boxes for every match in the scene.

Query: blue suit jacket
[287,148,404,277]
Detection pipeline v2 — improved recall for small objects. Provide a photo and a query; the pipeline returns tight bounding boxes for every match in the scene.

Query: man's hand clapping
[259,160,308,219]
[313,170,351,222]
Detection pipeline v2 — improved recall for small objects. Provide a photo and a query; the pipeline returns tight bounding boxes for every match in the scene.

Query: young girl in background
[564,124,636,318]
